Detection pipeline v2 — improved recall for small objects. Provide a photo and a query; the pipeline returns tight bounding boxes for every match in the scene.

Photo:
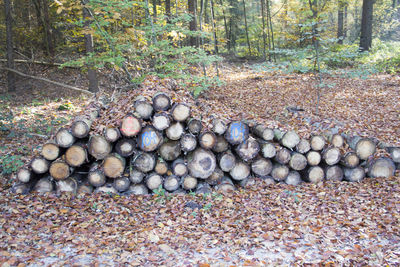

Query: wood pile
[12,93,400,195]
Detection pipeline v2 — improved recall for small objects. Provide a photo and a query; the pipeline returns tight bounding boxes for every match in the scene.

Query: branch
[0,59,78,68]
[1,67,95,96]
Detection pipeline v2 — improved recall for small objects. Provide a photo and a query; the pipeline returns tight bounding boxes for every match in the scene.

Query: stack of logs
[13,92,400,195]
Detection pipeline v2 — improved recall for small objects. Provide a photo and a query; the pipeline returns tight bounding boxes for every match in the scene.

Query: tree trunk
[242,0,251,55]
[210,0,219,54]
[42,0,54,57]
[82,3,99,92]
[337,0,345,44]
[4,0,16,92]
[261,0,267,60]
[188,0,198,46]
[236,137,260,162]
[360,0,374,51]
[152,0,157,20]
[165,0,171,23]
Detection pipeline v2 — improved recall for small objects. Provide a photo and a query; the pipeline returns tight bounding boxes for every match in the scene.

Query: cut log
[33,176,54,193]
[289,153,308,171]
[305,166,325,183]
[216,176,235,192]
[166,122,184,140]
[252,124,274,141]
[274,129,285,142]
[70,116,92,138]
[251,157,273,177]
[115,138,136,157]
[30,156,50,174]
[158,140,181,161]
[103,153,126,178]
[347,135,362,150]
[340,152,360,168]
[145,172,163,191]
[95,183,117,194]
[212,119,227,135]
[172,158,188,176]
[187,119,202,135]
[56,176,78,194]
[180,133,198,152]
[77,183,93,195]
[285,171,302,185]
[229,161,250,181]
[132,152,155,173]
[386,147,400,163]
[271,164,289,182]
[182,175,198,190]
[367,157,396,178]
[196,182,212,194]
[355,138,376,160]
[55,128,76,148]
[212,135,229,153]
[261,176,276,185]
[331,134,344,148]
[164,175,180,191]
[344,167,365,182]
[17,168,33,183]
[12,182,34,194]
[152,92,171,111]
[225,121,249,145]
[129,167,145,184]
[104,127,121,143]
[275,148,291,165]
[322,147,341,166]
[152,112,171,131]
[206,168,224,186]
[219,151,236,172]
[113,176,131,192]
[171,103,191,122]
[88,163,106,187]
[310,135,326,151]
[154,159,168,176]
[306,151,321,166]
[49,159,72,180]
[199,131,217,150]
[120,114,142,137]
[188,148,217,179]
[296,138,311,154]
[235,137,260,162]
[137,126,163,152]
[134,99,153,120]
[281,130,300,149]
[65,143,88,167]
[239,177,257,188]
[88,135,112,160]
[41,143,60,161]
[261,142,276,158]
[127,184,149,195]
[325,165,344,181]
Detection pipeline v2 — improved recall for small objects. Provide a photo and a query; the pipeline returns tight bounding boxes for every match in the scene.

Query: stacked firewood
[13,93,400,195]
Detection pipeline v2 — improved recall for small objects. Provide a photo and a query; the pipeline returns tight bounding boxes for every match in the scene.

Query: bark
[188,0,198,46]
[359,0,374,51]
[242,0,251,55]
[83,3,99,92]
[4,0,15,92]
[206,168,224,185]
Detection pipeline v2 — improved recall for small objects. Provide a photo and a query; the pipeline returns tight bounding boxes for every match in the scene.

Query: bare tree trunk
[210,0,218,54]
[242,0,251,55]
[4,0,15,92]
[337,0,344,44]
[152,0,157,21]
[165,0,171,23]
[360,0,374,51]
[42,0,54,57]
[266,0,275,61]
[219,0,229,52]
[83,3,99,93]
[261,0,267,60]
[188,0,198,47]
[344,4,348,39]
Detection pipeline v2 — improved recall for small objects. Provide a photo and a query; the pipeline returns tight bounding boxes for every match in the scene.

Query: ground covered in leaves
[1,64,400,265]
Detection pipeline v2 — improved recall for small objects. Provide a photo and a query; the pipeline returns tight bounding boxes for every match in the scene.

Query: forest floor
[0,63,399,266]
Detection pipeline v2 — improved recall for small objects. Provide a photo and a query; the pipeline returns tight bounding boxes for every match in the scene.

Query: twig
[1,67,95,96]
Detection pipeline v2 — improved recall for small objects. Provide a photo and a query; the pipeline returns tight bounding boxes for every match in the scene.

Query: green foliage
[0,154,24,175]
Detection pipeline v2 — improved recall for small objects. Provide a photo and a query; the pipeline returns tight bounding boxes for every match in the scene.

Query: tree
[242,0,251,55]
[337,0,345,44]
[82,2,99,93]
[4,0,16,92]
[360,0,374,51]
[188,0,198,46]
